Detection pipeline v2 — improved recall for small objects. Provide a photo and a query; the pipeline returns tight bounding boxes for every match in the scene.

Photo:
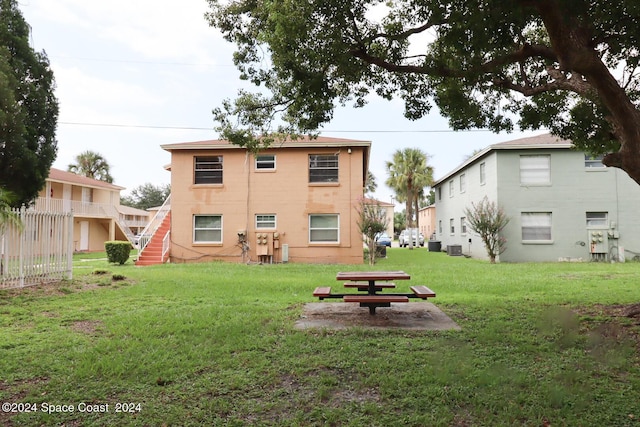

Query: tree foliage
[0,0,58,207]
[365,171,377,194]
[121,183,171,211]
[68,151,114,183]
[464,196,510,263]
[385,148,433,248]
[0,188,21,232]
[207,0,640,185]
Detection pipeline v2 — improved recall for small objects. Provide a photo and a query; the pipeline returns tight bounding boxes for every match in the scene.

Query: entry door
[79,221,89,251]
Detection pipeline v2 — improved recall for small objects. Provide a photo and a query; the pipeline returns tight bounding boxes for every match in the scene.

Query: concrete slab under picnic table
[294,302,461,331]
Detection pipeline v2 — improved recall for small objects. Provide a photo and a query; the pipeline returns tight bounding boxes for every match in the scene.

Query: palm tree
[68,151,114,183]
[385,148,433,249]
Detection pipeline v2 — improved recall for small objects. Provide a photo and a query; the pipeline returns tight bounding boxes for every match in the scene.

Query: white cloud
[52,65,165,123]
[26,0,227,63]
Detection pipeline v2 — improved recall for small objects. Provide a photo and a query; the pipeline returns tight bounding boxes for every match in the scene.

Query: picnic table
[313,270,436,315]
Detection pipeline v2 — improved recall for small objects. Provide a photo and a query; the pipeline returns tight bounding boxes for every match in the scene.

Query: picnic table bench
[312,271,436,315]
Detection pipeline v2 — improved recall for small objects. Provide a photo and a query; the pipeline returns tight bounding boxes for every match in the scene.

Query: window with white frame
[194,156,223,184]
[461,217,467,234]
[256,154,276,170]
[193,215,222,243]
[449,180,454,197]
[480,162,486,185]
[586,212,608,228]
[460,174,466,193]
[521,212,552,241]
[438,187,442,201]
[309,214,339,243]
[520,155,550,185]
[584,154,604,168]
[256,214,276,229]
[309,154,338,183]
[449,218,455,234]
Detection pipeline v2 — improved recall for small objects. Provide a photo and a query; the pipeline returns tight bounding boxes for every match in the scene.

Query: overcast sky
[20,0,542,204]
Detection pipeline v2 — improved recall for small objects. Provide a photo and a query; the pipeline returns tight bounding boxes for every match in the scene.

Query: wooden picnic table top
[335,271,411,281]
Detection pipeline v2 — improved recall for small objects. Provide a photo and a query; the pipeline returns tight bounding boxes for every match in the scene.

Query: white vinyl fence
[1,208,74,290]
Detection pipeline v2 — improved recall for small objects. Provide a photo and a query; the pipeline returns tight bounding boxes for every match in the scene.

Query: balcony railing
[30,197,146,244]
[31,197,115,217]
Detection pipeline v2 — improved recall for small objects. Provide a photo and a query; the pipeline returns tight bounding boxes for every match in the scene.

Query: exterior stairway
[135,212,171,266]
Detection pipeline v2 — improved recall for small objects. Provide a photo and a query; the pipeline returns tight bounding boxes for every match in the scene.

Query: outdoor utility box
[447,245,462,256]
[428,241,442,252]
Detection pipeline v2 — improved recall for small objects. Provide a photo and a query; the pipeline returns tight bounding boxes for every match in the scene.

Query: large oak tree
[0,0,58,207]
[207,0,640,185]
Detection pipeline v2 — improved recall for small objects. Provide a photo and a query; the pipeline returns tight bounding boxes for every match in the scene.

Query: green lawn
[1,249,639,426]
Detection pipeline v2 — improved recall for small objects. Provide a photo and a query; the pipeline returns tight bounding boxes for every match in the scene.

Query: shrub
[104,241,132,265]
[464,196,510,263]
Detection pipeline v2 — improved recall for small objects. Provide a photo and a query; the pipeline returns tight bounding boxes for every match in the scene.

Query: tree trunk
[535,0,640,185]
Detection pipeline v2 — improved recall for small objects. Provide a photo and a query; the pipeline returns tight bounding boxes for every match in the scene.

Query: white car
[399,229,424,247]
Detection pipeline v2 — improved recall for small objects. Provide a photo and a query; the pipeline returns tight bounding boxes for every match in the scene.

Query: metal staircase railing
[137,195,171,257]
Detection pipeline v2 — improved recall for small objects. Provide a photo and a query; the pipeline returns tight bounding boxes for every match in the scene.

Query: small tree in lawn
[356,198,387,265]
[464,197,509,264]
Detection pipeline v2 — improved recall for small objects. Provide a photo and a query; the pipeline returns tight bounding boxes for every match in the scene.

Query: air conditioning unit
[447,245,462,256]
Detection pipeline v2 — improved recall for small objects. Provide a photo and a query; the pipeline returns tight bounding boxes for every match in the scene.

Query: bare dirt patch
[574,303,640,350]
[1,275,133,299]
[0,377,49,427]
[69,320,103,335]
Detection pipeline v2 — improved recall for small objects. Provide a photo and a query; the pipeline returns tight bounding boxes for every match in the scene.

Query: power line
[58,121,491,133]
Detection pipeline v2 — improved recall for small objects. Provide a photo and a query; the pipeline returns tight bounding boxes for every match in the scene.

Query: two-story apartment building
[433,134,640,262]
[33,168,148,251]
[418,205,436,240]
[161,136,371,264]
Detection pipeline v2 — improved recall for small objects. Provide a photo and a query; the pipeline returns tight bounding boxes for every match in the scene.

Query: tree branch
[350,42,558,79]
[494,66,595,98]
[366,18,446,43]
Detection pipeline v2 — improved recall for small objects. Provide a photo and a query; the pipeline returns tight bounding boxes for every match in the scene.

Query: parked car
[374,232,392,247]
[399,229,424,247]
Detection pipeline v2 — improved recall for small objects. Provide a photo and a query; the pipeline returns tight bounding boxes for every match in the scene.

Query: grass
[1,249,639,426]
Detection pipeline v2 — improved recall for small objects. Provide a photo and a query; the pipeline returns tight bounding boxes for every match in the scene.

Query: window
[309,214,339,243]
[480,162,486,185]
[449,218,455,234]
[438,187,442,201]
[194,156,223,184]
[309,154,338,183]
[520,155,550,185]
[194,215,222,243]
[461,217,467,234]
[449,180,454,197]
[586,212,608,228]
[256,154,276,170]
[521,212,552,241]
[585,154,604,168]
[256,214,276,229]
[459,174,466,193]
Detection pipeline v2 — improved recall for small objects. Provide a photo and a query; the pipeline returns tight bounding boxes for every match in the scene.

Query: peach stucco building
[33,168,149,251]
[418,205,436,240]
[160,136,371,264]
